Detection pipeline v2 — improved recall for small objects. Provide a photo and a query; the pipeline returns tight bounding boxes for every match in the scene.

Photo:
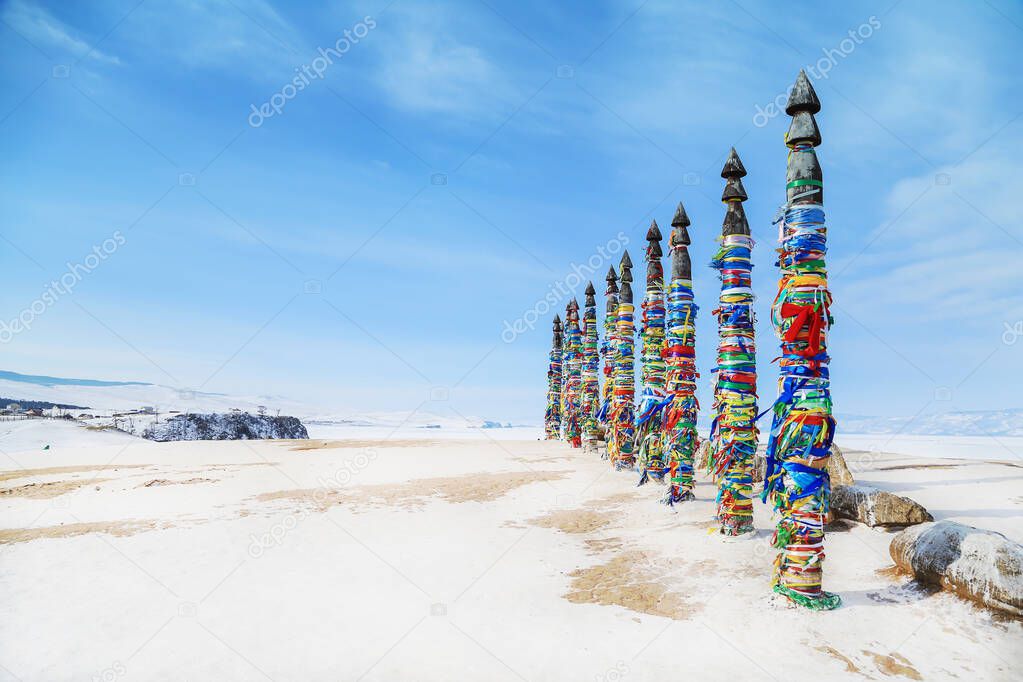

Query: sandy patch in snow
[0,519,166,544]
[512,455,574,464]
[254,469,571,513]
[286,439,445,451]
[814,644,862,674]
[1,477,113,499]
[0,463,149,484]
[863,650,924,679]
[139,478,216,488]
[529,508,614,534]
[527,492,642,535]
[565,550,701,619]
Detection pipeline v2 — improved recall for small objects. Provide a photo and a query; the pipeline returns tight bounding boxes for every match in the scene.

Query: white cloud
[835,138,1023,327]
[380,36,500,114]
[3,0,121,64]
[366,5,518,120]
[123,0,304,78]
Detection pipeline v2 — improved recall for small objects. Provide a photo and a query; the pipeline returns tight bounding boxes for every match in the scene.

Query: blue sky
[1,0,1021,424]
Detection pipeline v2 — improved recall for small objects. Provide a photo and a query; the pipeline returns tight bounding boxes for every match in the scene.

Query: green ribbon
[786,178,824,189]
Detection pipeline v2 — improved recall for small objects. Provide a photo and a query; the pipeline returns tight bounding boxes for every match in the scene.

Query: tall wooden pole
[545,315,563,439]
[710,148,759,536]
[598,266,619,455]
[609,252,636,469]
[581,282,601,445]
[637,222,667,484]
[763,70,840,609]
[563,299,583,447]
[662,203,700,504]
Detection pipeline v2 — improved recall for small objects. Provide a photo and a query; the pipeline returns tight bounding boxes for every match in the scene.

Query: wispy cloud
[2,0,121,64]
[366,4,519,120]
[836,138,1023,326]
[123,0,304,78]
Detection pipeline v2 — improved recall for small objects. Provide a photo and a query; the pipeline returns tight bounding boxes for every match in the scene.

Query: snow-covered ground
[0,419,1020,681]
[837,433,1023,462]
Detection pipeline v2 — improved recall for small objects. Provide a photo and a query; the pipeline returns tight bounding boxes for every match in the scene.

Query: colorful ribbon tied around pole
[600,311,616,428]
[662,278,699,504]
[763,199,840,610]
[608,300,636,469]
[637,223,667,484]
[563,301,583,447]
[709,233,758,535]
[581,287,601,444]
[545,347,562,439]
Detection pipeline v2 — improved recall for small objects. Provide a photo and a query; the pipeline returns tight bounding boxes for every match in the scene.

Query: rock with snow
[828,443,855,486]
[831,484,933,527]
[142,412,308,442]
[697,439,712,472]
[751,444,852,486]
[890,521,1023,617]
[478,420,513,429]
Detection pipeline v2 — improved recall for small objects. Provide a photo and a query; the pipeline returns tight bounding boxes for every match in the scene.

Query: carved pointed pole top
[785,70,822,148]
[786,69,821,115]
[553,315,563,349]
[584,282,596,310]
[721,148,751,237]
[672,201,690,228]
[669,200,693,280]
[619,250,634,304]
[645,220,663,287]
[785,69,824,204]
[605,265,619,314]
[721,147,747,178]
[646,221,663,256]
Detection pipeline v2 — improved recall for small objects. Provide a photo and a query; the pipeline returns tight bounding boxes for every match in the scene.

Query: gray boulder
[751,444,851,486]
[890,521,1023,617]
[697,439,712,471]
[753,450,766,484]
[828,443,855,486]
[831,484,932,527]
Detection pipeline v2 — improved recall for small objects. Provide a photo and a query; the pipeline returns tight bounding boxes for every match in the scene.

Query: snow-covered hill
[143,412,308,441]
[841,408,1023,437]
[0,370,305,417]
[0,370,534,440]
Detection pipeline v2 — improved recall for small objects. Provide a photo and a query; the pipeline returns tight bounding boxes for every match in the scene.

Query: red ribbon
[780,302,825,357]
